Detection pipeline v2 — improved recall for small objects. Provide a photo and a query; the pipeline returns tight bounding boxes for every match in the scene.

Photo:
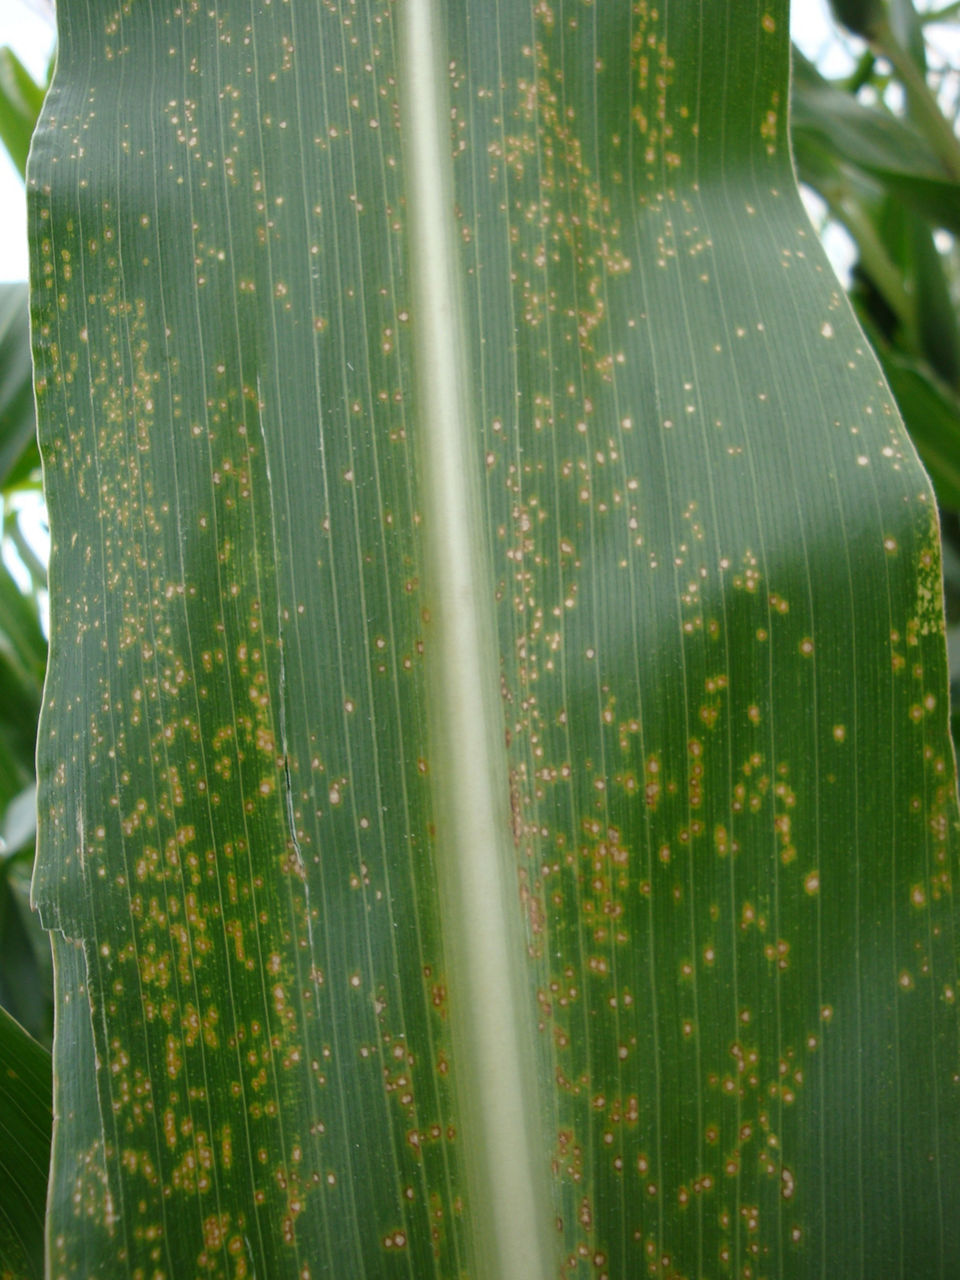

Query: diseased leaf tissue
[28,0,960,1277]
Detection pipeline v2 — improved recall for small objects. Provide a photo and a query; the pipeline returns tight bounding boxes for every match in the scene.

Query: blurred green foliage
[0,43,50,1049]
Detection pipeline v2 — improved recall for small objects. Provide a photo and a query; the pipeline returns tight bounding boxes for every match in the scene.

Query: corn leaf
[0,1005,51,1280]
[29,1,960,1277]
[0,49,46,184]
[0,284,39,491]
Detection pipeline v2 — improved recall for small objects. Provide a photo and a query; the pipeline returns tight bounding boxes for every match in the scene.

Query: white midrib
[402,3,553,1278]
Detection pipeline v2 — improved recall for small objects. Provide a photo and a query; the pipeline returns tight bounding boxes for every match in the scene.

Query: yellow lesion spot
[164,1108,177,1149]
[644,756,661,809]
[166,1034,182,1080]
[202,1213,231,1252]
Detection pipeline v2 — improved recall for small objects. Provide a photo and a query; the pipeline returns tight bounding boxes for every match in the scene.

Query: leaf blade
[0,1005,51,1280]
[28,1,960,1277]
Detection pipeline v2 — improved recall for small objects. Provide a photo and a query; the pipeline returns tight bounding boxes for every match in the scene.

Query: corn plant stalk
[28,1,960,1277]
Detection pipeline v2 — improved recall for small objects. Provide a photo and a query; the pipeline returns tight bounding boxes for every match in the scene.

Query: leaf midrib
[402,2,552,1276]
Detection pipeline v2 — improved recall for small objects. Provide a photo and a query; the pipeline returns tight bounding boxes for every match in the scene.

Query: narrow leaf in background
[0,283,39,488]
[27,2,960,1279]
[791,49,960,238]
[0,1004,51,1280]
[0,47,45,183]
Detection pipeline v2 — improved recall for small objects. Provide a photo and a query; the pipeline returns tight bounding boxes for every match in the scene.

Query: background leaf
[0,1005,52,1280]
[0,284,39,492]
[791,50,960,236]
[0,49,45,183]
[0,47,52,1054]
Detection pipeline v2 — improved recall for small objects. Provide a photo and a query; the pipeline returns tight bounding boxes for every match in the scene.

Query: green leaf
[887,0,926,76]
[791,51,960,235]
[0,865,51,1047]
[0,49,45,182]
[829,0,887,38]
[845,192,960,394]
[909,217,960,389]
[0,563,45,818]
[0,1005,52,1280]
[1,785,37,859]
[28,2,960,1277]
[0,564,45,686]
[0,285,40,493]
[863,342,960,508]
[0,785,48,1047]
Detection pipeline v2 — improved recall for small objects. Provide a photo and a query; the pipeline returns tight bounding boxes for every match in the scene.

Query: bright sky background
[0,0,867,283]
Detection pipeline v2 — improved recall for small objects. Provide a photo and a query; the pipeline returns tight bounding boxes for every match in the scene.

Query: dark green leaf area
[0,1004,51,1280]
[450,3,959,1276]
[26,0,960,1278]
[33,3,470,1276]
[0,863,52,1046]
[829,0,886,39]
[0,561,44,833]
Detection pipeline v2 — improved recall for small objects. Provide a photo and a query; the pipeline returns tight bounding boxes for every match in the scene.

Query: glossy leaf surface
[29,1,960,1277]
